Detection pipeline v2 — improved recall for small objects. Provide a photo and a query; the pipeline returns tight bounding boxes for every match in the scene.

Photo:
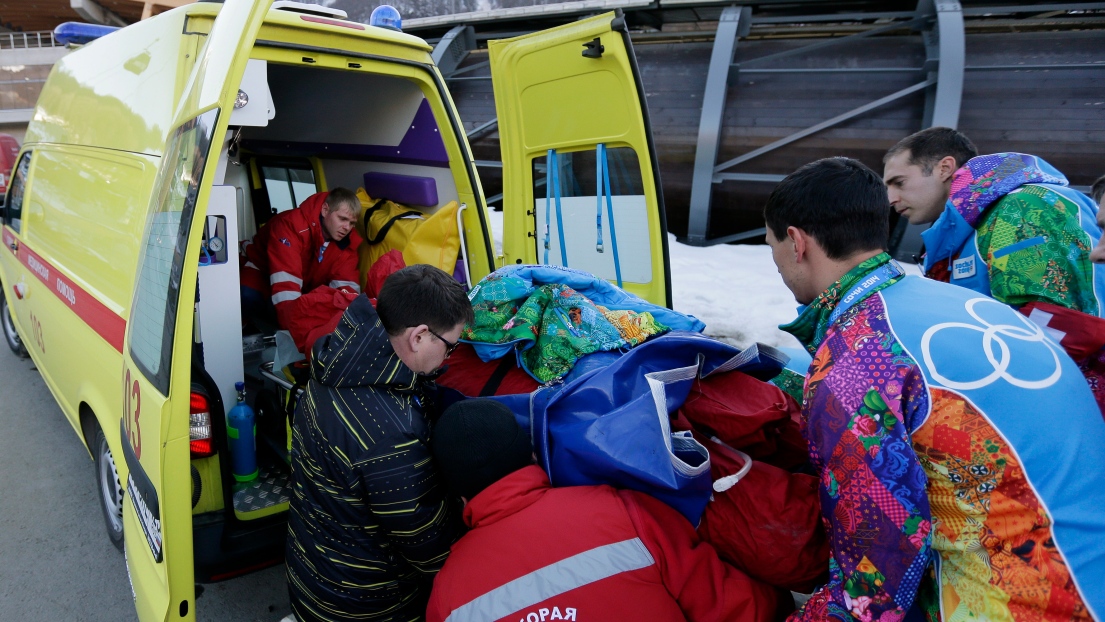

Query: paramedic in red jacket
[240,188,362,352]
[426,399,780,622]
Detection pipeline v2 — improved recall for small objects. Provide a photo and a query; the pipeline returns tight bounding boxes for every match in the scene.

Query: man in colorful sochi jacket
[884,128,1105,412]
[286,265,472,622]
[765,157,1105,621]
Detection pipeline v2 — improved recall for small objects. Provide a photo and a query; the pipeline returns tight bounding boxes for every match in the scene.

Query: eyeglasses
[427,327,459,357]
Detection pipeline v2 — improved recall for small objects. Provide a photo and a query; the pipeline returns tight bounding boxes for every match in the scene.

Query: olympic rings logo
[920,297,1063,391]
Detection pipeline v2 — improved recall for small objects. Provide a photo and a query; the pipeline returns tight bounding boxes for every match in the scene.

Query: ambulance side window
[4,152,31,234]
[129,110,217,394]
[531,147,654,284]
[261,164,315,214]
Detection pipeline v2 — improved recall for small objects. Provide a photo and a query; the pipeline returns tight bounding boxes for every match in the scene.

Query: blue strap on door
[543,149,552,264]
[595,144,623,287]
[543,149,568,267]
[595,147,604,253]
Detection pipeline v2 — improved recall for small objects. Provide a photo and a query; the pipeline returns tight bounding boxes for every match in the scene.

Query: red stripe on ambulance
[6,229,126,353]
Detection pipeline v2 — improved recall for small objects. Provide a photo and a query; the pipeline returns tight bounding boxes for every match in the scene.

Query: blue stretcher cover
[467,331,788,525]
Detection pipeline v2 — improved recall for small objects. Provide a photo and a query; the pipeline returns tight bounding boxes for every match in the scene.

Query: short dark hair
[884,127,978,174]
[376,264,474,336]
[764,157,890,260]
[325,187,360,213]
[1092,174,1105,204]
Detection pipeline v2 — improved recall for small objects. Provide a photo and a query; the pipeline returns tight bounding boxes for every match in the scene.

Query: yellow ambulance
[0,0,671,619]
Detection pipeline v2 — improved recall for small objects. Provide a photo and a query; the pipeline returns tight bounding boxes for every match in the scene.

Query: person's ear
[786,226,809,263]
[936,156,959,183]
[407,324,428,353]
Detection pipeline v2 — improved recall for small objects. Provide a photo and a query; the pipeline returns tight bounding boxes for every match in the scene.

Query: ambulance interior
[189,58,476,542]
[230,61,466,240]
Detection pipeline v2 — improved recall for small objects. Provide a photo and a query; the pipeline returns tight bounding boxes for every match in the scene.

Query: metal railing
[0,31,61,50]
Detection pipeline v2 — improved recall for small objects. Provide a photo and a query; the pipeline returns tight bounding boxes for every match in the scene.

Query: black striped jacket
[286,295,463,622]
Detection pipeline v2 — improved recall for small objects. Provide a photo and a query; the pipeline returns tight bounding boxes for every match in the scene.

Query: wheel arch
[78,399,127,489]
[78,402,98,460]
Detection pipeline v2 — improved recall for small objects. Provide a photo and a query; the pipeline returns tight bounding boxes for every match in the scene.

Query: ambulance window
[4,152,31,234]
[261,164,315,213]
[129,110,218,394]
[531,147,653,284]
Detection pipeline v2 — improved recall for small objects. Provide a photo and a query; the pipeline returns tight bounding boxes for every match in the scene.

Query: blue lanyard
[829,261,904,324]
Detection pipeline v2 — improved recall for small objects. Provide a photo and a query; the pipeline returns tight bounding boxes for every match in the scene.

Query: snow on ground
[666,234,801,350]
[484,209,919,351]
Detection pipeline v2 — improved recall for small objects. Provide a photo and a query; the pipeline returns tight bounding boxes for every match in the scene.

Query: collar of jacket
[780,252,896,354]
[310,294,419,391]
[463,465,550,529]
[922,153,1067,273]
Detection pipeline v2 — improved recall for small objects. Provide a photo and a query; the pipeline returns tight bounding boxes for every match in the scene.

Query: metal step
[232,465,291,521]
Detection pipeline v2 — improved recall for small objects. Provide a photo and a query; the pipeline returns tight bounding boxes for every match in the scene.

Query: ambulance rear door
[490,11,671,307]
[119,1,272,619]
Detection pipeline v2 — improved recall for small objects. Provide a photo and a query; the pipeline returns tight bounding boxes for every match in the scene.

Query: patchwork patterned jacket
[921,152,1105,417]
[921,153,1103,316]
[783,254,1105,622]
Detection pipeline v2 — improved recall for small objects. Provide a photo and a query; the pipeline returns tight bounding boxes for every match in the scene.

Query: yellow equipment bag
[356,188,461,289]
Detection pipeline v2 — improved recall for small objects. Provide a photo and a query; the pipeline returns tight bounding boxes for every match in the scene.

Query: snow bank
[666,234,801,350]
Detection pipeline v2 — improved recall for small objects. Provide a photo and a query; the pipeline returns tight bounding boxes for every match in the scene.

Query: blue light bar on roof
[53,22,120,45]
[369,5,402,31]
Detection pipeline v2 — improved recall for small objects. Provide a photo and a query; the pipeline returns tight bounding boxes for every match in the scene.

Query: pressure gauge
[207,236,225,253]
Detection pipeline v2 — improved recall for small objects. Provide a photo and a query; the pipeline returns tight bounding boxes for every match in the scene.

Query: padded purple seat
[363,171,438,208]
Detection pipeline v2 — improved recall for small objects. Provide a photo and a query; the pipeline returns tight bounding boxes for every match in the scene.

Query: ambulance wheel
[94,427,125,552]
[0,287,27,358]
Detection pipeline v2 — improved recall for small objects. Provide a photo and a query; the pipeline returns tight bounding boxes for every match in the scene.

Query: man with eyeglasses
[285,264,474,622]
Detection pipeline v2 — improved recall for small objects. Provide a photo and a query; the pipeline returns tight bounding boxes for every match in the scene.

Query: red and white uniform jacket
[241,191,362,350]
[426,465,779,622]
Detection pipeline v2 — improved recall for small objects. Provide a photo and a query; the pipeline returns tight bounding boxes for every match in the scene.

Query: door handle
[7,241,15,252]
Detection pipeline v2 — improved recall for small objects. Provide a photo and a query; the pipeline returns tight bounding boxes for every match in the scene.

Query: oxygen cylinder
[227,381,258,482]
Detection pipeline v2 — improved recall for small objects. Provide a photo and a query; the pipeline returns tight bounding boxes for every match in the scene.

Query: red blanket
[435,344,540,397]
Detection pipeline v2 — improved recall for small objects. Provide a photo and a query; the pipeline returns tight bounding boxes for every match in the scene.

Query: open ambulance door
[490,11,672,307]
[119,1,271,619]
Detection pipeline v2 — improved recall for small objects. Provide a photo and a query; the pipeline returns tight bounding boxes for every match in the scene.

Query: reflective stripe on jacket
[427,465,779,622]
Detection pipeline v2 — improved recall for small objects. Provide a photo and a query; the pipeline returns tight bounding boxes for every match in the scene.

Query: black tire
[0,286,28,358]
[93,426,125,552]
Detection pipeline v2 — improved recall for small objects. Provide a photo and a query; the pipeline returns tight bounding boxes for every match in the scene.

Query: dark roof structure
[0,0,183,32]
